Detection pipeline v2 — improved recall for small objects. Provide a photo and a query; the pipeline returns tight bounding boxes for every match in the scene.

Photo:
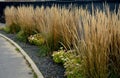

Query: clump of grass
[3,26,11,33]
[17,6,36,35]
[35,6,63,51]
[16,31,28,42]
[4,6,20,33]
[66,5,120,78]
[38,45,50,57]
[15,47,20,52]
[33,72,38,78]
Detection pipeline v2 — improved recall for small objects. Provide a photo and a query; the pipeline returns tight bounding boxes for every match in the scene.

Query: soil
[0,30,65,78]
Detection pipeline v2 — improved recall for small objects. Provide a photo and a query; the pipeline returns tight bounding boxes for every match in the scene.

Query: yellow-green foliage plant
[52,48,84,78]
[28,34,45,46]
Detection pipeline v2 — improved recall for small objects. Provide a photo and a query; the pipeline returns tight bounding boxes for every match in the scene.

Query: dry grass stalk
[4,6,17,26]
[17,6,35,35]
[4,5,120,77]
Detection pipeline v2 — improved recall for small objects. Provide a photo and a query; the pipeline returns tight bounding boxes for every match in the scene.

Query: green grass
[16,31,28,42]
[15,47,20,52]
[3,26,10,33]
[33,72,38,78]
[37,45,50,57]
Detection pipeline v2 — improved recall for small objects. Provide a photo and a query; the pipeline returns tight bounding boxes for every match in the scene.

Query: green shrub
[16,31,28,42]
[45,34,54,51]
[28,34,45,46]
[38,45,50,57]
[52,49,84,78]
[3,24,20,34]
[52,48,76,64]
[3,26,10,33]
[64,53,84,78]
[9,23,20,33]
[52,49,65,63]
[64,59,84,78]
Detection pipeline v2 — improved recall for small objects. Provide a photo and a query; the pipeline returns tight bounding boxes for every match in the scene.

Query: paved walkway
[0,36,33,78]
[0,23,5,27]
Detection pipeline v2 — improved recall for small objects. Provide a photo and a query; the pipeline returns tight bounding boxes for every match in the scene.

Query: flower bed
[3,5,120,78]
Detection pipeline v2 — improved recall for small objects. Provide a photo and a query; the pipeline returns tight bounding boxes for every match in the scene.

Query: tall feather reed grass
[4,5,120,77]
[4,6,20,33]
[34,6,63,50]
[17,6,36,35]
[67,6,120,77]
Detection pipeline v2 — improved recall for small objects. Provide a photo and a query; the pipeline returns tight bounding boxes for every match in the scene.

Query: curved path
[0,36,33,78]
[0,23,5,27]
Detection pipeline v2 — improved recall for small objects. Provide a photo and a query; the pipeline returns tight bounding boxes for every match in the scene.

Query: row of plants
[4,5,120,78]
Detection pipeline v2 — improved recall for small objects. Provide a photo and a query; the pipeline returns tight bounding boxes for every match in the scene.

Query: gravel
[0,30,65,78]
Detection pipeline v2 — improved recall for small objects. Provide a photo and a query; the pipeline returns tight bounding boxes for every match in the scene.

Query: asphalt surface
[0,36,33,78]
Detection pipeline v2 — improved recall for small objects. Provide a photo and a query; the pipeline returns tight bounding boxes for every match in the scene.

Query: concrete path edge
[0,33,44,78]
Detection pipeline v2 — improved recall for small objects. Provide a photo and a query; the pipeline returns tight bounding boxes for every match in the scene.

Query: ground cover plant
[4,4,120,78]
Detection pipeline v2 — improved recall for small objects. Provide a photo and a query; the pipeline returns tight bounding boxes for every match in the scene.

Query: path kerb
[0,33,44,78]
